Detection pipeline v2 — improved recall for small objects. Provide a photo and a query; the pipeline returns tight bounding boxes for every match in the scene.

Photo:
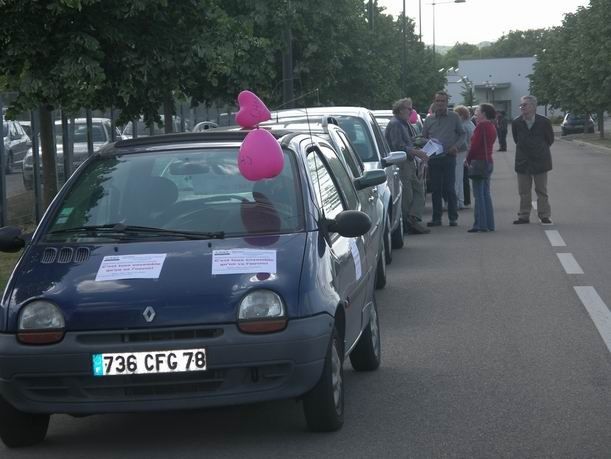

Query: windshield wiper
[47,223,225,240]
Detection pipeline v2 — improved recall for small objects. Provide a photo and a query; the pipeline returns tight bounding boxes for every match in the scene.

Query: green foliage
[530,1,610,137]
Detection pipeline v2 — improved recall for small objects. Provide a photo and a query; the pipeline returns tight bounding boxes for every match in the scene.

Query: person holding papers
[422,91,466,227]
[385,98,430,235]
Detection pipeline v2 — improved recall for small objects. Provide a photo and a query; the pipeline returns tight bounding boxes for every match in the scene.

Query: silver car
[269,107,407,257]
[22,118,119,190]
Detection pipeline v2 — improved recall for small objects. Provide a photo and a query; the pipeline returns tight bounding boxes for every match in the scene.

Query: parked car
[269,107,406,252]
[0,129,386,447]
[261,116,404,268]
[122,116,188,138]
[192,121,219,132]
[18,121,32,139]
[22,118,119,190]
[2,119,31,174]
[560,113,595,135]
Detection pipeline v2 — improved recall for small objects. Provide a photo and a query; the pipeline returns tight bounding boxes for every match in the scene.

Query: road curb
[562,138,611,153]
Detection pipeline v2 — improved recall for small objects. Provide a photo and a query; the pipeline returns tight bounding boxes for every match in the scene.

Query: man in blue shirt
[422,91,466,227]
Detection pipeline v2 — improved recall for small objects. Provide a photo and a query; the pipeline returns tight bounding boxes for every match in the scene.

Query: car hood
[4,234,307,332]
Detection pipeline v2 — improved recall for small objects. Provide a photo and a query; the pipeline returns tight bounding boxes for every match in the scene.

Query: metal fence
[0,97,237,228]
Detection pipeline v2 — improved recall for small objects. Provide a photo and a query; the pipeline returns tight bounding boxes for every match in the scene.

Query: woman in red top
[466,103,497,232]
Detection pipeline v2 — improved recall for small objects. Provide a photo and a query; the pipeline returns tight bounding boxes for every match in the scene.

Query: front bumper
[0,314,333,414]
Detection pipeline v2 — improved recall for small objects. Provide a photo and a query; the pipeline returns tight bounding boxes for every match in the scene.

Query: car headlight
[18,300,65,344]
[237,290,287,333]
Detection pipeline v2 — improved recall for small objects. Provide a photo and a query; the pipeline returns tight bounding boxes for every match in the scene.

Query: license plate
[92,348,207,377]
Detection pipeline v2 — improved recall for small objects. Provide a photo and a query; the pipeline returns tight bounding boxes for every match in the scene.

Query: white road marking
[557,253,584,274]
[532,200,538,210]
[574,286,611,354]
[545,230,566,247]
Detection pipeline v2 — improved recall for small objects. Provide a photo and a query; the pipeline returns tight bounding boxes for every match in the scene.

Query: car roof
[102,128,316,157]
[270,106,373,120]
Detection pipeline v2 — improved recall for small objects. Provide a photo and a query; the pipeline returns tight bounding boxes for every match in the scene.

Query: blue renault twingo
[0,129,386,447]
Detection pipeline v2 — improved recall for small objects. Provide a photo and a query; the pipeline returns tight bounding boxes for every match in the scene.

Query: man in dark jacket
[512,95,554,225]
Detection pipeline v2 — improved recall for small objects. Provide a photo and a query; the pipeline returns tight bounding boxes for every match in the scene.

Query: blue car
[0,129,386,447]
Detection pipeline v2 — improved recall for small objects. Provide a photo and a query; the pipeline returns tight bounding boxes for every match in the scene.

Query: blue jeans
[429,155,458,222]
[471,162,494,231]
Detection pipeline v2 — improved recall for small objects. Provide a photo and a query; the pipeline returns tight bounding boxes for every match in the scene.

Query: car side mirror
[381,151,407,167]
[354,169,387,190]
[0,226,26,253]
[324,210,371,238]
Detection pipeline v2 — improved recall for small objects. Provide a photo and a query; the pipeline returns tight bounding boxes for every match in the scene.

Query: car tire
[383,214,392,265]
[391,213,404,249]
[0,396,49,448]
[349,298,381,371]
[375,245,387,290]
[303,327,344,432]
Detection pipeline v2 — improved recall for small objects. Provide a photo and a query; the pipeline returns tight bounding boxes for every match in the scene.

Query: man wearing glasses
[512,95,555,225]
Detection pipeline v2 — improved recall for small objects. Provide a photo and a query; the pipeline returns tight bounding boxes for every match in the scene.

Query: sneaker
[449,220,458,227]
[513,218,529,224]
[540,217,553,225]
[427,221,442,227]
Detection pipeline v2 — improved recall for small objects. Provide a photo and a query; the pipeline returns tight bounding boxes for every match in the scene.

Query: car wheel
[375,244,386,290]
[0,396,49,448]
[303,327,344,432]
[383,213,392,265]
[349,297,381,371]
[391,213,404,249]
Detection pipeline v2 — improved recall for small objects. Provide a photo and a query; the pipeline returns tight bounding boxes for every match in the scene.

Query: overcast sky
[376,0,591,46]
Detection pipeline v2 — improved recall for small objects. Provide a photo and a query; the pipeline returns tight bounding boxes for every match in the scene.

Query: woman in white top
[453,105,475,209]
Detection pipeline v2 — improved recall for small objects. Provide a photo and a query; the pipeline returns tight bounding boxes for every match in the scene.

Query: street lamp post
[429,0,466,58]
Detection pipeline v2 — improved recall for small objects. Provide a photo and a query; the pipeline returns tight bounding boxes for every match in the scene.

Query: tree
[0,0,244,205]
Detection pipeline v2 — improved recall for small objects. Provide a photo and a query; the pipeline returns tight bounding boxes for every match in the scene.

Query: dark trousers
[463,164,471,205]
[429,155,458,222]
[498,129,507,150]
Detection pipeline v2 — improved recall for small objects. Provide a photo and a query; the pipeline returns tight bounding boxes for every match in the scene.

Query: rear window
[46,147,304,241]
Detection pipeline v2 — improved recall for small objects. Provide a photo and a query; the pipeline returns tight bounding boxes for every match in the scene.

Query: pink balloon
[409,109,419,124]
[235,90,271,128]
[238,129,284,181]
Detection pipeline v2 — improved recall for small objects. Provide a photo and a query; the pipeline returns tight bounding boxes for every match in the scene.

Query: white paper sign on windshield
[95,254,167,281]
[212,249,277,275]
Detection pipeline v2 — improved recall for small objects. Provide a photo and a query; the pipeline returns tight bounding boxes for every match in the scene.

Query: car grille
[76,327,224,345]
[41,246,91,264]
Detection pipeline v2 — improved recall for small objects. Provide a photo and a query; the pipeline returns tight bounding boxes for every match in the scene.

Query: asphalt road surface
[2,136,611,457]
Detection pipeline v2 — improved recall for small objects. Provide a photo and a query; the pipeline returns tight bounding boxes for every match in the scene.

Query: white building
[445,56,546,119]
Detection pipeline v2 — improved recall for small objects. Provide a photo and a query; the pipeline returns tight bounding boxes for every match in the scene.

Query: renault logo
[142,306,156,323]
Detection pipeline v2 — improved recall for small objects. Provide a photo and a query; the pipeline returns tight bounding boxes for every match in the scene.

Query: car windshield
[45,147,304,242]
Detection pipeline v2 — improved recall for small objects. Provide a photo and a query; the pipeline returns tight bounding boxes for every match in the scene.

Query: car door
[368,112,402,222]
[308,145,370,347]
[331,128,383,246]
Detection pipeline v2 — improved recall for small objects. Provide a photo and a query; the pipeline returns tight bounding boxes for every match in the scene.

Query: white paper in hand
[422,138,444,157]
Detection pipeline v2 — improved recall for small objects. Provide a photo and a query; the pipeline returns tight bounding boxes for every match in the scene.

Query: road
[2,136,611,457]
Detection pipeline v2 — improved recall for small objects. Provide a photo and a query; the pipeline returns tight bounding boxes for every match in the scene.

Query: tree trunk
[163,95,175,134]
[598,110,605,139]
[39,105,58,208]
